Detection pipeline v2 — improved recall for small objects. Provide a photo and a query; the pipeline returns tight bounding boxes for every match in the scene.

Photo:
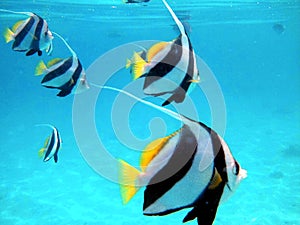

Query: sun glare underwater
[0,0,299,225]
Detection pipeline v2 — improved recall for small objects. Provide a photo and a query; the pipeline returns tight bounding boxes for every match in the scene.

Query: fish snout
[239,168,247,180]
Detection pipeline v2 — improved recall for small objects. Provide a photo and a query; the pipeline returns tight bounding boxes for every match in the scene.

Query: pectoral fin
[208,168,222,190]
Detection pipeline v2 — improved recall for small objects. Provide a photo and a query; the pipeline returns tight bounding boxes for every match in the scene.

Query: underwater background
[0,0,299,225]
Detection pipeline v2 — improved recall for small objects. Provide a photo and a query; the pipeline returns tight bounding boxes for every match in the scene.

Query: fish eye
[232,160,240,176]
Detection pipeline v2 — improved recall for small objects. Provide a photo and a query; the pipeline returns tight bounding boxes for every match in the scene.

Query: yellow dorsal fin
[38,148,46,158]
[147,41,169,62]
[125,58,132,69]
[140,128,181,171]
[3,28,14,43]
[43,136,50,148]
[12,20,25,32]
[47,58,63,67]
[118,159,141,205]
[208,168,223,190]
[35,60,47,76]
[38,136,49,158]
[132,52,147,80]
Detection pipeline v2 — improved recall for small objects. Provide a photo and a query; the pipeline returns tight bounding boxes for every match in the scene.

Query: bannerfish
[127,0,199,106]
[35,32,89,97]
[37,124,61,163]
[123,0,150,3]
[2,9,53,56]
[90,84,247,225]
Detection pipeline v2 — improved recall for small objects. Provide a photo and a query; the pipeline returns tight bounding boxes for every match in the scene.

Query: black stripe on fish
[41,57,73,83]
[44,130,56,162]
[200,122,228,184]
[26,14,44,56]
[13,15,35,50]
[54,131,61,163]
[162,36,196,106]
[143,125,198,212]
[57,59,83,97]
[182,122,228,225]
[143,35,183,90]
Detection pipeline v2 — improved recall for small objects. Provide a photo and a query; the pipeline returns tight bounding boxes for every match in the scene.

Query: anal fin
[183,181,225,225]
[26,49,37,56]
[53,152,58,163]
[183,205,218,225]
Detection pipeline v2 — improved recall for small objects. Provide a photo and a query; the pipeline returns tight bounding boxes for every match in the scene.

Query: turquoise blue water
[0,0,299,225]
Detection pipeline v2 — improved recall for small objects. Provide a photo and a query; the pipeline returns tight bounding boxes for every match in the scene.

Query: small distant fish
[35,32,89,97]
[37,124,61,163]
[123,0,150,3]
[126,0,199,106]
[272,23,285,34]
[95,85,247,225]
[2,9,53,56]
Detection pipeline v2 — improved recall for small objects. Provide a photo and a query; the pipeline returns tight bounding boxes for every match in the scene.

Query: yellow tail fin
[35,60,47,76]
[118,159,141,205]
[125,58,132,69]
[132,52,147,80]
[3,28,14,43]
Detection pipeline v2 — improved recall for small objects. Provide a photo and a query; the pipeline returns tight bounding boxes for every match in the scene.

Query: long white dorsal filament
[52,31,77,57]
[35,123,55,130]
[0,9,33,17]
[90,83,183,123]
[161,0,185,35]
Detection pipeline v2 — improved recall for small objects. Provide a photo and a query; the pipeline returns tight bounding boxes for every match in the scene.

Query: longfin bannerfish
[36,124,61,163]
[1,9,53,56]
[123,0,150,3]
[90,84,247,225]
[126,0,200,106]
[35,32,89,97]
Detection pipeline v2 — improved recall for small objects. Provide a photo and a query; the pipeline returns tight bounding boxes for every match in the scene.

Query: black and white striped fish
[2,10,53,56]
[91,85,246,225]
[35,32,89,97]
[123,0,150,3]
[127,0,199,106]
[37,124,61,163]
